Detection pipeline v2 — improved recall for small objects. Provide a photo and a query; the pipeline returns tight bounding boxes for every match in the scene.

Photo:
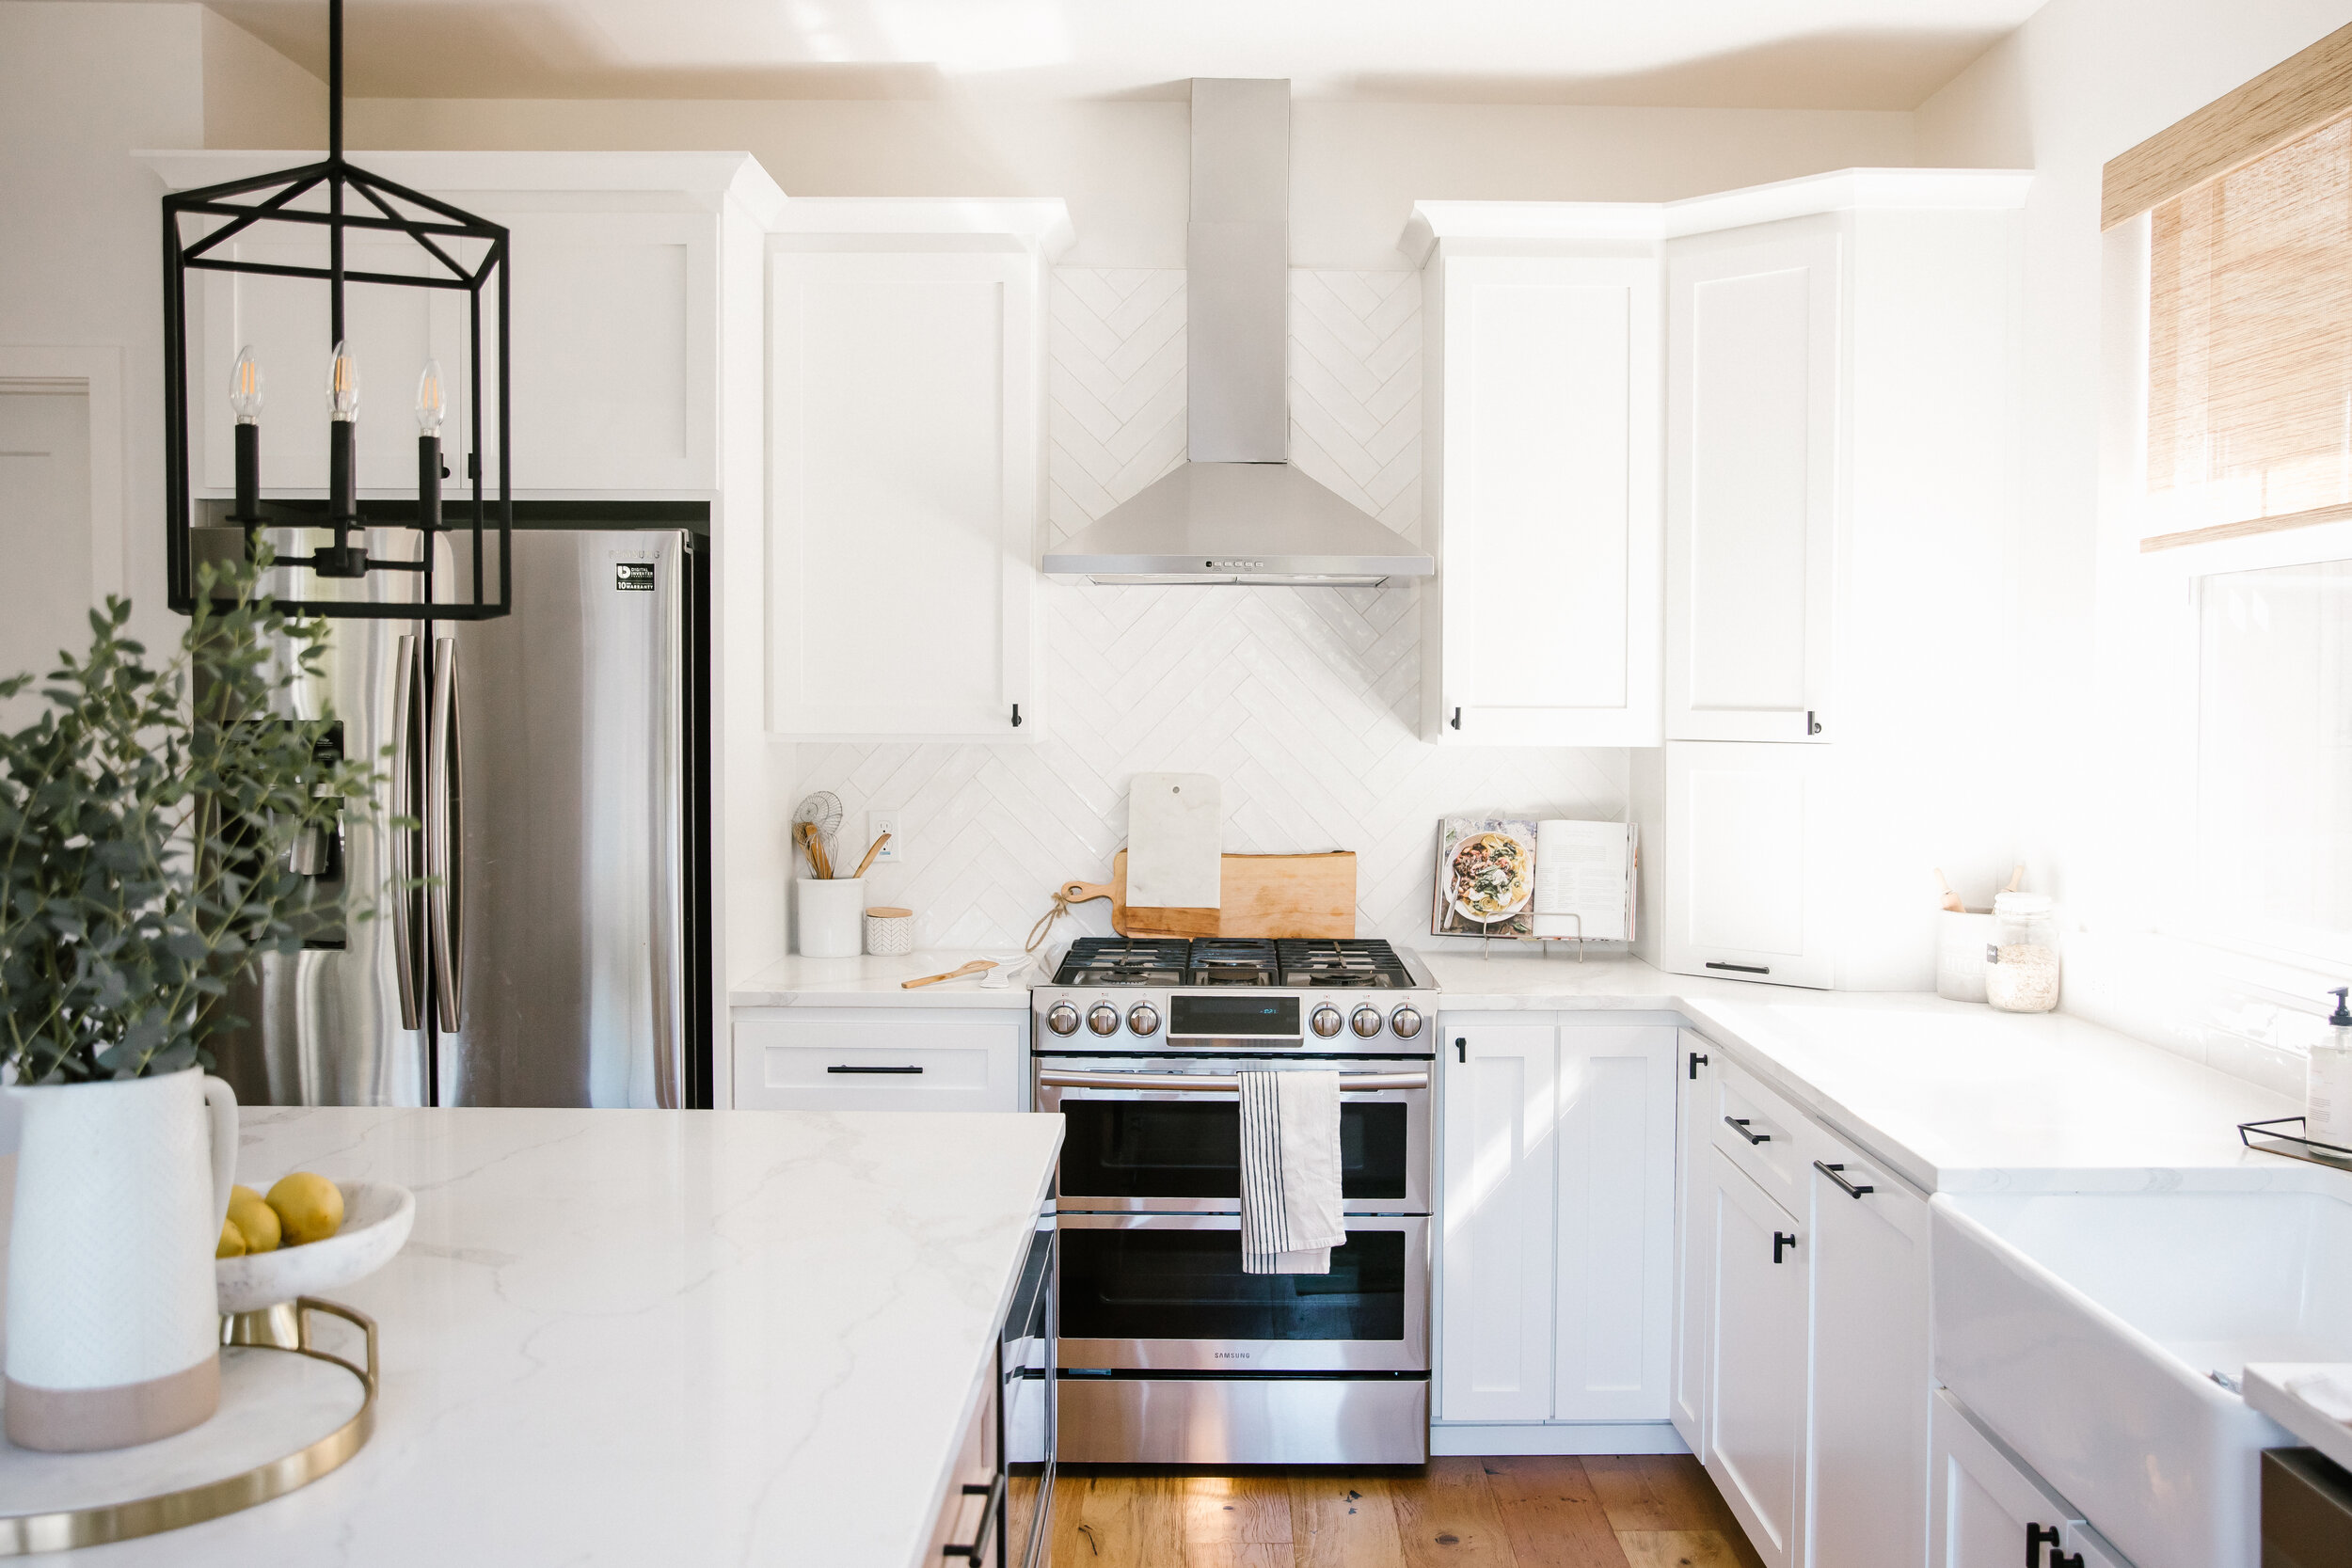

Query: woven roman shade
[2143,111,2352,548]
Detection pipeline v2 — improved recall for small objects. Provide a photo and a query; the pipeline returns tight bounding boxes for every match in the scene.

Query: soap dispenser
[2308,988,2352,1149]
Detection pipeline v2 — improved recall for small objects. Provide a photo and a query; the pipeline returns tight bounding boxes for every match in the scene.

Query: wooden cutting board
[1059,851,1357,939]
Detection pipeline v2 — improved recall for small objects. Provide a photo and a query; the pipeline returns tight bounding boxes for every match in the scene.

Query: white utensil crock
[796,877,866,958]
[5,1067,238,1450]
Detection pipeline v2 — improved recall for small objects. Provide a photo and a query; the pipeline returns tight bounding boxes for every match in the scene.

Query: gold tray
[0,1297,376,1556]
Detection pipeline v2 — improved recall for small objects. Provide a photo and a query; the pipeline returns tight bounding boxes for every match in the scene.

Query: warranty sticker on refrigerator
[614,562,656,592]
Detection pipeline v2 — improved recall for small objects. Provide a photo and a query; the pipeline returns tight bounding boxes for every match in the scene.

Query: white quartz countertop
[733,949,1038,1008]
[55,1106,1060,1568]
[1423,951,2303,1193]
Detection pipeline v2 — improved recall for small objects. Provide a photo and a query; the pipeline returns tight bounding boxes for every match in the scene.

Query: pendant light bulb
[415,359,446,436]
[327,340,361,420]
[228,345,264,423]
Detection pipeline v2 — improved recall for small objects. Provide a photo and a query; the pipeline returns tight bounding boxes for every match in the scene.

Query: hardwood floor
[1048,1456,1767,1568]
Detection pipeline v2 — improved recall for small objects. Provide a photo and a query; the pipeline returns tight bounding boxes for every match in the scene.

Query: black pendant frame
[161,0,511,620]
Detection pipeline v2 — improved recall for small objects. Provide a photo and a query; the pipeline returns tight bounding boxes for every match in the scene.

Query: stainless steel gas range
[1030,936,1437,1466]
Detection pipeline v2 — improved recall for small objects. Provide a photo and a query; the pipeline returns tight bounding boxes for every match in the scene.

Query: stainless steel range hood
[1042,79,1433,588]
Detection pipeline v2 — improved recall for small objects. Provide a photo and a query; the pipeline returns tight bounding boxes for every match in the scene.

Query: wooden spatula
[900,958,994,990]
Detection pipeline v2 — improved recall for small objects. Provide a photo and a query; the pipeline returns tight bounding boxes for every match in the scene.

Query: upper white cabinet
[1410,220,1663,747]
[1661,739,1836,990]
[158,152,778,499]
[766,201,1067,740]
[1664,229,1839,743]
[1436,1016,1677,1433]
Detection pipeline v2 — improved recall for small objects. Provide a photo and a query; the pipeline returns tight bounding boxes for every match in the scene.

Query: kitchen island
[42,1106,1061,1567]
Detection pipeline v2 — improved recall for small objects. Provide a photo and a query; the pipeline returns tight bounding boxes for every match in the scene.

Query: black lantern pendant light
[161,0,511,619]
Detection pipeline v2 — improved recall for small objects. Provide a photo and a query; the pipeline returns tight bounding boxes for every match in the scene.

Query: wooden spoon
[901,958,995,990]
[850,832,892,879]
[1932,868,1965,913]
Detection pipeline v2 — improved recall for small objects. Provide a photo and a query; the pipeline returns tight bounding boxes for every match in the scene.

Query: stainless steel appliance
[199,517,707,1110]
[1031,936,1437,1465]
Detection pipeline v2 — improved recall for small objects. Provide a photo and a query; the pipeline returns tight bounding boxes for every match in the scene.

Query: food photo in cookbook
[1431,816,1538,937]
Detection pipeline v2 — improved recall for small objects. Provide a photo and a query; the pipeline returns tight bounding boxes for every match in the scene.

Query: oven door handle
[1035,1069,1428,1093]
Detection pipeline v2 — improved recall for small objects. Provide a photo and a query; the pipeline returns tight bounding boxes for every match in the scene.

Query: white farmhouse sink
[1933,1184,2352,1568]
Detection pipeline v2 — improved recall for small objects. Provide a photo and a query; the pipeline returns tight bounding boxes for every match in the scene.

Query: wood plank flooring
[1049,1456,1766,1568]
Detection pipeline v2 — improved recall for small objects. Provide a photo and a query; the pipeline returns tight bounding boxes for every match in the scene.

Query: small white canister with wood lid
[864,907,914,957]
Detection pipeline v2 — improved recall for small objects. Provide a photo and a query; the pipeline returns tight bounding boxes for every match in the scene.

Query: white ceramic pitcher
[5,1067,238,1450]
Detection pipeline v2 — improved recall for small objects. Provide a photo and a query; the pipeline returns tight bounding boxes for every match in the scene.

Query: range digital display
[1168,995,1300,1038]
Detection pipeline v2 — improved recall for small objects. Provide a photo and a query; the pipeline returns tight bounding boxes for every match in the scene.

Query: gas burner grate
[1053,936,1195,987]
[1275,938,1414,989]
[1185,939,1279,987]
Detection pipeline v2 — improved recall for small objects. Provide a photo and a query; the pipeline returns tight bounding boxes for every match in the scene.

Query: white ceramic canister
[864,906,914,957]
[6,1067,238,1450]
[796,877,867,958]
[1934,911,1997,1003]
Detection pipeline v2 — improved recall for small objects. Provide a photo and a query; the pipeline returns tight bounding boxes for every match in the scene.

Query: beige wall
[202,8,326,150]
[344,95,1916,268]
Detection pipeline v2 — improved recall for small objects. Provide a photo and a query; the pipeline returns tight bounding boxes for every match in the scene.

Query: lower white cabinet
[1930,1389,2090,1568]
[1705,1147,1809,1568]
[1669,1037,1715,1446]
[1809,1134,1932,1568]
[1660,740,1837,990]
[1436,1018,1677,1432]
[731,1007,1026,1111]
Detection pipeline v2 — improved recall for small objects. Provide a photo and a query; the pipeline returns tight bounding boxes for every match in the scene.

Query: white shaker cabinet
[1669,1037,1715,1450]
[1809,1134,1932,1568]
[1437,1024,1557,1422]
[1660,740,1837,990]
[1664,228,1839,744]
[766,202,1067,740]
[1930,1389,2087,1568]
[1705,1147,1809,1568]
[1436,1018,1678,1437]
[731,1007,1026,1113]
[1412,229,1663,747]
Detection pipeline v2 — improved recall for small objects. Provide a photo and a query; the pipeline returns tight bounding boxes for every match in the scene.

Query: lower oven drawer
[1058,1374,1428,1465]
[1057,1214,1429,1373]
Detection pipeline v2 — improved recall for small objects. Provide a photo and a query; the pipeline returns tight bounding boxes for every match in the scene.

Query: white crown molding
[1401,167,2034,264]
[135,150,788,219]
[766,198,1075,261]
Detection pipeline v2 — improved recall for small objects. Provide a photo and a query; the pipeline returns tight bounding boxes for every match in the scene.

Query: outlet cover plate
[866,812,903,867]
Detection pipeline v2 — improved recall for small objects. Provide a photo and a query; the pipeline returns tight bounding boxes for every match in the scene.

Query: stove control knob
[1127,1003,1162,1037]
[1389,1006,1424,1039]
[1310,1005,1345,1039]
[1087,1003,1122,1037]
[1350,1005,1385,1039]
[1045,1002,1081,1037]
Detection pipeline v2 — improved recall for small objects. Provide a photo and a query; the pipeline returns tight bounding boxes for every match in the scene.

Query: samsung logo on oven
[1214,1352,1252,1359]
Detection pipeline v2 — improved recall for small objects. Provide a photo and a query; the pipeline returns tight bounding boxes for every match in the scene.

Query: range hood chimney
[1041,79,1433,587]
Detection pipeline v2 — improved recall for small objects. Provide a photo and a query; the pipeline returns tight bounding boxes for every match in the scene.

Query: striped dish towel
[1237,1069,1345,1275]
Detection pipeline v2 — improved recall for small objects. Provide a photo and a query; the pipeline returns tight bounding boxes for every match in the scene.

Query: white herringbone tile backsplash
[796,268,1629,952]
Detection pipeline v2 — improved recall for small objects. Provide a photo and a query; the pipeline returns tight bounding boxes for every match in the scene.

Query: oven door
[1035,1057,1431,1214]
[1057,1213,1429,1373]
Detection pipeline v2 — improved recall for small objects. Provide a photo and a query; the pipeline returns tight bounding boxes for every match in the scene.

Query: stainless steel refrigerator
[199,519,705,1110]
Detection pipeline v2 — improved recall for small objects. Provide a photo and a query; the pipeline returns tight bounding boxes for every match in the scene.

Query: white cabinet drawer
[731,1008,1025,1111]
[1711,1059,1816,1212]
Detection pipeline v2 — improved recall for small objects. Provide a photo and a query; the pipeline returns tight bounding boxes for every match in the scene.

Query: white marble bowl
[215,1181,414,1314]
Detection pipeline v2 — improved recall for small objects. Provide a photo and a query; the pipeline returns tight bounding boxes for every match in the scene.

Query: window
[2145,112,2352,544]
[2195,558,2352,967]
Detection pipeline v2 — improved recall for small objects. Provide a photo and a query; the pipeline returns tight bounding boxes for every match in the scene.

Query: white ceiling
[200,0,2045,108]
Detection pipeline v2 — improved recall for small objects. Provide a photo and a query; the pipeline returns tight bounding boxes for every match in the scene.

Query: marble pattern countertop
[732,950,1038,1008]
[58,1107,1060,1568]
[1422,952,2304,1194]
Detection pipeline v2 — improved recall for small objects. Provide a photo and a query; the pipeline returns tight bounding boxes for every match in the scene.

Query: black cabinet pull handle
[1010,704,1023,727]
[2050,1554,2083,1568]
[2026,1524,2061,1568]
[1772,1230,1797,1263]
[1455,1037,1467,1064]
[1707,959,1771,974]
[1450,706,1462,730]
[1689,1051,1709,1080]
[829,1065,924,1075]
[1814,1160,1874,1198]
[1807,709,1822,735]
[943,1475,1003,1562]
[1724,1116,1770,1145]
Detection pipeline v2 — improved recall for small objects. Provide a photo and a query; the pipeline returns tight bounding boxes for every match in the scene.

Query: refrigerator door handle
[389,634,424,1032]
[426,636,464,1034]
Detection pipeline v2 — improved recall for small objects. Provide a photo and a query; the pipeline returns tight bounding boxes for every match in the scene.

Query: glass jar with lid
[1983,891,2060,1012]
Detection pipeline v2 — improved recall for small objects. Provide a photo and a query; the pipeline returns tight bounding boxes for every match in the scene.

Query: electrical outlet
[866,812,904,867]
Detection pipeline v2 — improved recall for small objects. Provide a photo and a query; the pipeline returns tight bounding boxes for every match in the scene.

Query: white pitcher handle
[200,1074,239,1229]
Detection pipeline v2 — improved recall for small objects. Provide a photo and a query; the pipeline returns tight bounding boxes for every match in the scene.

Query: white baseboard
[1429,1421,1691,1456]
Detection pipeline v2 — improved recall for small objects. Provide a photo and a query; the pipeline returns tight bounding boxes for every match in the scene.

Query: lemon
[216,1218,247,1259]
[228,1187,281,1254]
[266,1172,343,1246]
